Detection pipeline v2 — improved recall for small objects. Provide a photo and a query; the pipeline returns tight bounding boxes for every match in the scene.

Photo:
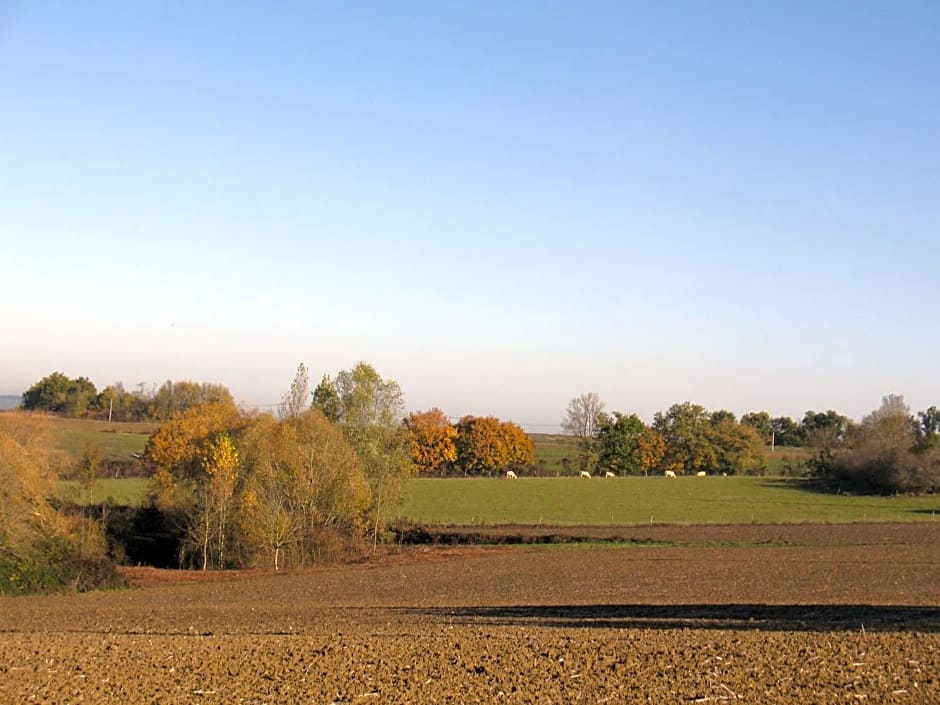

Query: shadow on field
[405,604,940,632]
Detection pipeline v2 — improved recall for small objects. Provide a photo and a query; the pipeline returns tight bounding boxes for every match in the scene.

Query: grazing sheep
[664,470,677,479]
[696,471,707,477]
[605,471,615,478]
[506,470,517,479]
[579,470,592,478]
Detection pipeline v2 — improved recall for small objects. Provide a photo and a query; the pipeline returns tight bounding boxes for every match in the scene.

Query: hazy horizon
[2,2,937,430]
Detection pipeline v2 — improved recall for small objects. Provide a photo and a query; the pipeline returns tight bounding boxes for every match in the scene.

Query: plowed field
[1,523,938,703]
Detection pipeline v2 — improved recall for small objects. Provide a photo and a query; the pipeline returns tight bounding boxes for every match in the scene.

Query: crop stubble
[1,523,937,703]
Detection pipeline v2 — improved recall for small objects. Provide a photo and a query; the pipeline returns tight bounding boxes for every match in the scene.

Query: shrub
[0,538,124,596]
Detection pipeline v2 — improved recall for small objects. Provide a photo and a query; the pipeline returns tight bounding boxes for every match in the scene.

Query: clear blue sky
[2,1,938,429]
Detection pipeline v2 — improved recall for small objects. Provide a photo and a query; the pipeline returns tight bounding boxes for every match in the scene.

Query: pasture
[400,476,940,525]
[48,416,153,462]
[58,477,153,506]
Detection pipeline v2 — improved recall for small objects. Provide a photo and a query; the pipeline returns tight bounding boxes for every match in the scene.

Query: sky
[1,1,938,430]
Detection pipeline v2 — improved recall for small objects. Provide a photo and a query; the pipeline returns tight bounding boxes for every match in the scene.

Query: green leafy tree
[770,416,804,447]
[801,409,852,449]
[312,374,342,422]
[596,412,646,475]
[740,411,772,444]
[331,362,414,551]
[92,382,149,422]
[916,406,940,451]
[22,372,72,412]
[653,402,716,475]
[22,372,98,416]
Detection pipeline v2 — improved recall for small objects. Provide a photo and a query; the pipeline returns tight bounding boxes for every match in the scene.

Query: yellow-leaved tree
[0,413,114,593]
[146,400,247,569]
[236,410,371,568]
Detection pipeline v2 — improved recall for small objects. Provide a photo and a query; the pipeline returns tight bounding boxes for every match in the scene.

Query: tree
[331,362,413,551]
[652,402,764,475]
[146,400,246,568]
[22,372,72,412]
[499,419,536,471]
[596,412,646,476]
[707,417,765,475]
[198,433,239,570]
[820,397,940,494]
[0,414,65,556]
[311,375,342,422]
[653,402,716,475]
[561,393,606,474]
[405,408,458,475]
[147,399,374,569]
[770,416,803,447]
[279,363,310,419]
[636,426,667,475]
[916,406,940,451]
[63,377,98,417]
[740,411,772,445]
[801,410,852,449]
[454,416,534,476]
[455,416,506,476]
[710,409,737,425]
[149,380,234,421]
[21,372,98,416]
[860,395,917,448]
[236,410,370,568]
[0,414,115,594]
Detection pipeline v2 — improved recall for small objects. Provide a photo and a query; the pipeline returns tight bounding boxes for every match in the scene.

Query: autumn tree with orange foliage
[404,408,457,475]
[636,426,667,476]
[455,416,535,476]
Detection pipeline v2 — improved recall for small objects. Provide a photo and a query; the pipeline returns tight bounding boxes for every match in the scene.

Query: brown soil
[1,522,937,704]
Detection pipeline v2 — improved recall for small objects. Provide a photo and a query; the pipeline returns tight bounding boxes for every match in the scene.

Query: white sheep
[506,470,517,479]
[696,471,707,477]
[664,470,677,479]
[579,470,592,478]
[604,471,615,478]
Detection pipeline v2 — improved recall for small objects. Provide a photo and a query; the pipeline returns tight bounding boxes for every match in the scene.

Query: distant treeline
[19,372,233,422]
[561,393,940,494]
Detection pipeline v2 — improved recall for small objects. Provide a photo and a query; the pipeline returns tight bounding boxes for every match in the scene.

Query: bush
[0,538,124,596]
[822,446,940,494]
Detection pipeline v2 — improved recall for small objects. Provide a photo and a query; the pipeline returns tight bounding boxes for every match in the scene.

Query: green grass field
[60,475,940,524]
[58,477,153,506]
[399,476,940,525]
[30,415,155,462]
